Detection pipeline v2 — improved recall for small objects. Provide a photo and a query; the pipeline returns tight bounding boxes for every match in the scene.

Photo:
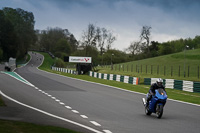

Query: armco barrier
[89,71,139,85]
[144,78,200,93]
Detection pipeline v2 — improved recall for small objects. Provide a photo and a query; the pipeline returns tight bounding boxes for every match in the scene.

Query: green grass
[39,52,55,71]
[0,119,79,133]
[17,54,31,67]
[38,51,200,105]
[97,49,200,83]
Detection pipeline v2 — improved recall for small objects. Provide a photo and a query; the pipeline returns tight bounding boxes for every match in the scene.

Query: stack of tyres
[193,82,200,93]
[174,80,183,90]
[144,78,151,85]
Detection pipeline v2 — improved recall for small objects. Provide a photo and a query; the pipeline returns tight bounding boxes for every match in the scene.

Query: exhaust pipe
[142,98,146,106]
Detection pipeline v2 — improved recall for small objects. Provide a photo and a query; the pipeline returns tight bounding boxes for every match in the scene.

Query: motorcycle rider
[146,78,165,107]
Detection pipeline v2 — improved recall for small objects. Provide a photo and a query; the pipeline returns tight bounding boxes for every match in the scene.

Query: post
[146,65,147,74]
[198,65,199,79]
[164,66,166,76]
[131,64,133,72]
[171,66,173,77]
[157,65,159,75]
[136,65,137,72]
[111,53,114,70]
[101,53,104,67]
[184,45,189,77]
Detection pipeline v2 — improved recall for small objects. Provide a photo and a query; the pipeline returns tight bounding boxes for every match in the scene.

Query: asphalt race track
[0,52,200,133]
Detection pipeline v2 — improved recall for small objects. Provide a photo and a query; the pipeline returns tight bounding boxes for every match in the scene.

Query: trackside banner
[69,56,92,63]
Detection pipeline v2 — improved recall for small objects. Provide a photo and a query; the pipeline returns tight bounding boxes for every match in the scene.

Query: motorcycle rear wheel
[156,104,163,118]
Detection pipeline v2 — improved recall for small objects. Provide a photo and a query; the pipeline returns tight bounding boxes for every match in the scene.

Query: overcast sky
[1,0,200,50]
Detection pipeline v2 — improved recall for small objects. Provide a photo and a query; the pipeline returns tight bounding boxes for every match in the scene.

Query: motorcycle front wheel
[156,104,163,118]
[145,106,152,115]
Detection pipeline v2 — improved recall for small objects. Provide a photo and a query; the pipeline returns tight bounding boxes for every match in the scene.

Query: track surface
[0,52,200,133]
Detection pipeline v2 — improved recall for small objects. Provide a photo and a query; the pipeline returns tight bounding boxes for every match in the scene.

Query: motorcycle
[142,88,167,118]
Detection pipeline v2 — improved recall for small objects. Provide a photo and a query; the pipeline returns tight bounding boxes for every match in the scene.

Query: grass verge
[97,49,200,82]
[0,119,79,133]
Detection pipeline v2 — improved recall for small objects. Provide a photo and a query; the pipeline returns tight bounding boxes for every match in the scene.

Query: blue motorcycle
[142,88,167,118]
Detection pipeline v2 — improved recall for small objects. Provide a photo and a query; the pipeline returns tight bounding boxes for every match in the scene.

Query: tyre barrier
[144,78,200,93]
[51,67,76,75]
[89,71,139,85]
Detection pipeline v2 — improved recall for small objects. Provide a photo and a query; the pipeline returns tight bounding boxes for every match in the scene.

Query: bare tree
[81,23,97,56]
[82,23,97,47]
[96,27,107,55]
[140,26,151,53]
[106,32,116,50]
[126,41,141,56]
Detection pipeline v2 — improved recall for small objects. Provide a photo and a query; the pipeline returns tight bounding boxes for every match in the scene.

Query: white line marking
[48,95,52,97]
[59,102,65,105]
[52,97,56,99]
[65,106,72,109]
[38,69,200,107]
[103,130,112,133]
[90,121,101,127]
[55,99,60,102]
[38,90,42,92]
[35,87,38,90]
[72,110,79,113]
[0,91,103,133]
[80,115,88,119]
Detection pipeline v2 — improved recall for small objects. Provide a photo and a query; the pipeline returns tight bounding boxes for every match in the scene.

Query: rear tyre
[156,104,163,118]
[145,106,152,115]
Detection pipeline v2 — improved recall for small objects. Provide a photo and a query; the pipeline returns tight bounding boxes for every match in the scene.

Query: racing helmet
[156,78,163,87]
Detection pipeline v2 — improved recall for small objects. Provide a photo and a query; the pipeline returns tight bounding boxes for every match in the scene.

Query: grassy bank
[38,52,200,105]
[0,119,79,133]
[97,49,200,83]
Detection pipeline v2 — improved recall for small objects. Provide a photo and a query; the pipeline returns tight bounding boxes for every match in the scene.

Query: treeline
[1,7,200,66]
[127,36,200,61]
[0,7,36,60]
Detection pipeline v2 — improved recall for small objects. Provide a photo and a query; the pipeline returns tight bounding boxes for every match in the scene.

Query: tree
[106,32,116,50]
[56,38,71,55]
[0,9,18,60]
[96,27,107,55]
[126,41,140,57]
[2,7,36,59]
[38,27,77,54]
[82,23,97,47]
[81,23,116,56]
[140,26,151,53]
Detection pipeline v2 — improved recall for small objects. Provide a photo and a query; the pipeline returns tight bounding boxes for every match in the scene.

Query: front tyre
[145,106,152,115]
[156,104,163,118]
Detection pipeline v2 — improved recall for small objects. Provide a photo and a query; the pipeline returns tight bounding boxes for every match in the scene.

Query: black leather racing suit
[147,83,165,105]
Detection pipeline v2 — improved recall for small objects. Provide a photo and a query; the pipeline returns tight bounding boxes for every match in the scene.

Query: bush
[55,58,65,68]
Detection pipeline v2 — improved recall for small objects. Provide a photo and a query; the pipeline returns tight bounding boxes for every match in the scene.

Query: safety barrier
[51,67,76,74]
[144,78,200,93]
[89,71,139,85]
